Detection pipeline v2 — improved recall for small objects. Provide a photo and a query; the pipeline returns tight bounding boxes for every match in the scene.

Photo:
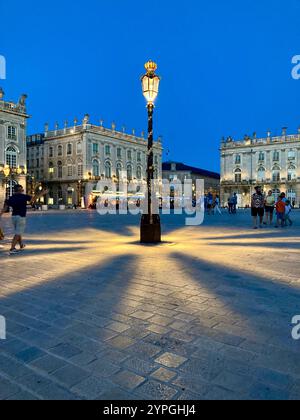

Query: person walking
[285,200,293,226]
[207,192,213,215]
[214,195,222,215]
[0,184,48,255]
[251,186,265,229]
[232,193,238,214]
[264,190,275,225]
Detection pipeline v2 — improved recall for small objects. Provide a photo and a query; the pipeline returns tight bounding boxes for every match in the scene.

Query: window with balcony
[287,164,297,181]
[127,164,133,181]
[67,144,72,155]
[258,152,265,162]
[127,150,132,160]
[257,167,266,182]
[105,145,111,156]
[49,162,54,179]
[49,147,54,158]
[57,161,63,179]
[234,168,242,183]
[117,148,122,159]
[92,159,100,177]
[78,161,83,178]
[67,164,73,177]
[6,146,18,168]
[105,161,112,178]
[272,165,281,182]
[137,152,141,162]
[137,166,142,180]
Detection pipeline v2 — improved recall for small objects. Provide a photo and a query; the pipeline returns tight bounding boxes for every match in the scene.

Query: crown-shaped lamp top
[145,60,157,74]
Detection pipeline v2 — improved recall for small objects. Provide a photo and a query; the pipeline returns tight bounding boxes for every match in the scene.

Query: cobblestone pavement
[0,209,300,400]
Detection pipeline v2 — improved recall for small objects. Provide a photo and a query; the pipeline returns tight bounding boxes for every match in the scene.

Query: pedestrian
[285,200,293,226]
[251,186,265,229]
[232,193,238,214]
[207,192,213,215]
[214,195,222,215]
[264,190,275,225]
[0,184,48,255]
[275,194,286,228]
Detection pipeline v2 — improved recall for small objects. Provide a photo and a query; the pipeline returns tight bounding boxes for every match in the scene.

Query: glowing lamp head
[141,60,160,105]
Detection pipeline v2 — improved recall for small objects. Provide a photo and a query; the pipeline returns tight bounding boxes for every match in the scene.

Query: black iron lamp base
[140,214,161,244]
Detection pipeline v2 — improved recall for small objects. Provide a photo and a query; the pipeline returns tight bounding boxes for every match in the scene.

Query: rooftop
[162,161,220,179]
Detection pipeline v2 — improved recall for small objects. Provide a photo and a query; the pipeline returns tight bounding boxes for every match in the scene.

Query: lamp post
[140,60,161,243]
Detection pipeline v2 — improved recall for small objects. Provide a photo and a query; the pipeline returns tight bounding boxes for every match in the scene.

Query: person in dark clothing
[0,184,47,254]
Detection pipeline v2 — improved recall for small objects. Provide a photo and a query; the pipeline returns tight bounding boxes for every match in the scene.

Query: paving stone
[122,357,157,376]
[151,367,177,382]
[131,311,154,321]
[49,343,82,359]
[6,391,40,400]
[72,376,111,400]
[86,359,121,378]
[248,382,290,401]
[126,342,162,360]
[0,354,32,378]
[0,377,21,399]
[29,354,67,373]
[14,347,46,364]
[136,380,178,400]
[107,335,136,350]
[155,352,187,369]
[112,370,146,390]
[51,365,90,388]
[107,321,131,333]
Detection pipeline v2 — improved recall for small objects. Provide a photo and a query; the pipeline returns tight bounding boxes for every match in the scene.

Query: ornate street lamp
[140,60,161,243]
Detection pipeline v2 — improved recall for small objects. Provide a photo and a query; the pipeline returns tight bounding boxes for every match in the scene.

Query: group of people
[204,192,222,215]
[251,186,293,229]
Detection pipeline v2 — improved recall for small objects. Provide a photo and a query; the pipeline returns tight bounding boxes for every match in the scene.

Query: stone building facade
[220,128,300,208]
[162,162,220,195]
[0,88,29,208]
[27,116,163,207]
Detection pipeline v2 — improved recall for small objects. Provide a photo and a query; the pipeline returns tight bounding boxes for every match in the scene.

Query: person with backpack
[251,186,265,229]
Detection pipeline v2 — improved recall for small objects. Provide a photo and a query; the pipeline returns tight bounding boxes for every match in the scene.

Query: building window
[57,161,63,179]
[258,152,265,162]
[116,163,122,179]
[67,144,72,155]
[67,165,73,177]
[137,152,141,162]
[257,167,266,182]
[272,165,281,182]
[127,150,132,160]
[6,146,18,168]
[273,151,280,162]
[287,164,296,181]
[49,147,54,158]
[117,148,122,159]
[235,155,241,165]
[127,164,133,181]
[7,126,17,140]
[272,189,281,201]
[287,189,296,203]
[58,145,63,156]
[77,142,83,154]
[105,145,111,156]
[154,155,158,165]
[105,161,112,178]
[288,150,296,161]
[78,160,83,177]
[234,168,242,183]
[92,159,100,177]
[137,166,142,180]
[93,143,99,154]
[49,162,54,179]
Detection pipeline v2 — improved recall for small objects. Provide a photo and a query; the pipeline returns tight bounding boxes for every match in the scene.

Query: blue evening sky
[1,0,300,172]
